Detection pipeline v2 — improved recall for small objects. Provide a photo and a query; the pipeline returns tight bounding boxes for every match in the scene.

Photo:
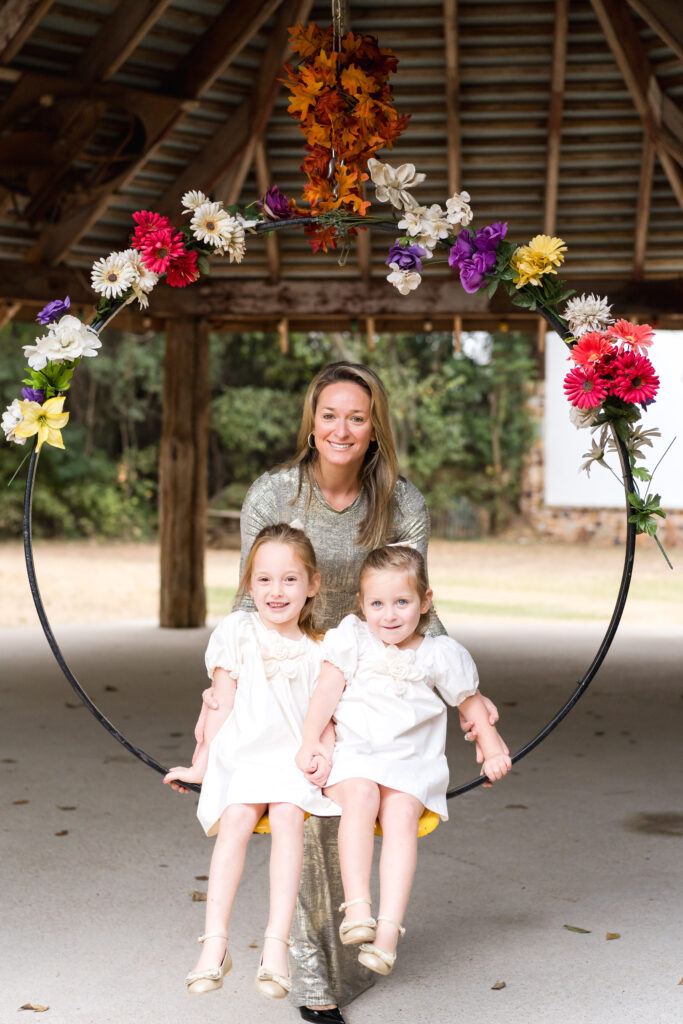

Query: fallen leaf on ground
[564,925,591,934]
[170,732,183,737]
[13,799,29,805]
[2,758,17,763]
[606,932,620,940]
[54,830,69,836]
[104,685,118,692]
[57,806,76,811]
[249,941,259,948]
[491,981,506,990]
[19,1004,49,1012]
[505,804,528,809]
[190,891,207,901]
[194,875,208,881]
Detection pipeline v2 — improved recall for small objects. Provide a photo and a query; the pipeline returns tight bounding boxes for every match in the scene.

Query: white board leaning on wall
[544,330,683,510]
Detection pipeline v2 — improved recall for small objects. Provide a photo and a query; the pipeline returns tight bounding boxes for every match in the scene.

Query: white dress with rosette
[321,614,479,821]
[197,610,338,836]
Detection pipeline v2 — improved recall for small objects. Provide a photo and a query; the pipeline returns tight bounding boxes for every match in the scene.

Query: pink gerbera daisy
[165,249,200,288]
[569,331,613,367]
[613,350,660,404]
[609,319,654,353]
[563,366,608,409]
[140,228,186,273]
[131,210,173,250]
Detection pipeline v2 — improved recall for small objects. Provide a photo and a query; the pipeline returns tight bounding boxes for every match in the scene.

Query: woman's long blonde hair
[236,523,321,640]
[287,362,399,550]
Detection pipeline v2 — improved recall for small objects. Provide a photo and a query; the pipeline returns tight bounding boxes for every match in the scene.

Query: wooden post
[159,317,209,627]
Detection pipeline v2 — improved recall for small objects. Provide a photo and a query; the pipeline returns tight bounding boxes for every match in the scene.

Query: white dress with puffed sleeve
[321,614,479,821]
[197,610,338,836]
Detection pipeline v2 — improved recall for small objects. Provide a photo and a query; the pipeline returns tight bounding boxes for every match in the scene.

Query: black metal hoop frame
[21,218,637,799]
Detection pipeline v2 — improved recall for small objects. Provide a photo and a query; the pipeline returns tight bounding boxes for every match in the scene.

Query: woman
[197,361,500,1023]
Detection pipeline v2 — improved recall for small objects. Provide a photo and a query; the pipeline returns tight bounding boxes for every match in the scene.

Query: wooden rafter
[633,135,655,278]
[443,0,461,194]
[254,139,281,283]
[156,0,314,214]
[356,229,372,282]
[0,301,21,330]
[0,0,55,64]
[74,0,175,84]
[625,0,683,64]
[590,0,683,208]
[543,0,568,235]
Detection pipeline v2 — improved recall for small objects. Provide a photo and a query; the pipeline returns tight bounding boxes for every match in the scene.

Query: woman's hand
[163,763,204,792]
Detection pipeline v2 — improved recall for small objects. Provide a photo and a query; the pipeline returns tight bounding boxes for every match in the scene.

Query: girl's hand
[480,751,512,783]
[459,695,509,763]
[307,754,331,788]
[164,763,204,792]
[192,687,221,762]
[296,742,326,775]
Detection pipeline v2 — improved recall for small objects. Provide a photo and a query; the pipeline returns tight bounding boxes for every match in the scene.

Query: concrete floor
[1,617,682,1024]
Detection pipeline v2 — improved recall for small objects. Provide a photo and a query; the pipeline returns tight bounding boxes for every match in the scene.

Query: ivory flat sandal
[255,933,293,999]
[358,916,405,976]
[338,897,377,945]
[185,932,232,994]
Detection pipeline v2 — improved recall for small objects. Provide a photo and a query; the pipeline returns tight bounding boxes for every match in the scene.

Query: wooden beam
[0,301,21,330]
[626,0,683,64]
[443,0,461,194]
[0,0,55,64]
[356,229,372,282]
[590,0,683,208]
[74,0,175,84]
[157,0,314,213]
[254,139,281,282]
[544,0,568,235]
[159,317,209,628]
[634,134,655,278]
[366,316,376,350]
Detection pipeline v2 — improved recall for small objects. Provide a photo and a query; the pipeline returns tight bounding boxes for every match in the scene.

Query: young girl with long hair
[164,524,337,999]
[296,544,511,976]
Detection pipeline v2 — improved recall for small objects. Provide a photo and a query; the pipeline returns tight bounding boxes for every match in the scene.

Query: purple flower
[473,221,508,252]
[258,186,294,220]
[459,251,497,294]
[448,229,474,270]
[386,241,427,273]
[36,296,70,325]
[21,387,46,403]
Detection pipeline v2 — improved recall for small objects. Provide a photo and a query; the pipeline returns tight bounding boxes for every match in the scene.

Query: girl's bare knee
[268,802,304,831]
[219,803,262,837]
[342,778,381,813]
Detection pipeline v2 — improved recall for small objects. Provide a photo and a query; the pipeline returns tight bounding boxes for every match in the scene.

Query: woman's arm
[295,662,345,774]
[457,692,512,782]
[165,667,236,790]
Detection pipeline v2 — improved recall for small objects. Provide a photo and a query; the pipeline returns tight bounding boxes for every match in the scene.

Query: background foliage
[1,323,538,539]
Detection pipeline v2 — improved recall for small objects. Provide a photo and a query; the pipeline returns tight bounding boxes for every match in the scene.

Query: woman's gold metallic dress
[237,466,444,1007]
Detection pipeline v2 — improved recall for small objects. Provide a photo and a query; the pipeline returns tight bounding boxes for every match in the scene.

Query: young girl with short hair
[296,544,511,976]
[164,524,337,998]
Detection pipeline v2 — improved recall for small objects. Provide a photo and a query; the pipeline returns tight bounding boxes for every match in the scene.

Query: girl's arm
[457,692,512,783]
[164,667,236,790]
[306,720,336,787]
[295,662,345,774]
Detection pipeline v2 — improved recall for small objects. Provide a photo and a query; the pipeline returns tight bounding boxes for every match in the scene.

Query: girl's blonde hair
[286,362,399,549]
[358,545,433,633]
[237,523,321,640]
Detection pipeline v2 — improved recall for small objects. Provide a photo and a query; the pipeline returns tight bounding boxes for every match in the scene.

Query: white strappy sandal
[185,932,232,994]
[254,933,293,999]
[338,897,377,945]
[358,915,406,975]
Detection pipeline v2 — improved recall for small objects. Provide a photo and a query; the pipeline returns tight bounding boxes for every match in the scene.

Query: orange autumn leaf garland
[281,22,409,250]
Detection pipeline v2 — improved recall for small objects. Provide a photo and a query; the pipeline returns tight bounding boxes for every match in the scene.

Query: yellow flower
[511,234,567,288]
[13,397,69,450]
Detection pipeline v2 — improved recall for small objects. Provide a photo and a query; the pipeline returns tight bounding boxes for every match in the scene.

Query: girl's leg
[374,787,423,955]
[261,802,306,978]
[326,779,381,924]
[195,802,265,972]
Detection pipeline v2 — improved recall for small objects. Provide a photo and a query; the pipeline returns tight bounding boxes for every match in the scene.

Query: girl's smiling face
[360,568,432,649]
[250,540,320,637]
[312,382,375,472]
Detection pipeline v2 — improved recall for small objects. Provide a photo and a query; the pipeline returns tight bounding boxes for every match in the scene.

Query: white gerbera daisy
[386,262,422,295]
[217,215,246,263]
[91,253,136,299]
[2,399,26,445]
[445,191,473,227]
[190,202,233,247]
[181,189,210,213]
[563,293,614,338]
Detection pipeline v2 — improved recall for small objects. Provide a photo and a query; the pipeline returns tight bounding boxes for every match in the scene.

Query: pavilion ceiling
[0,0,682,333]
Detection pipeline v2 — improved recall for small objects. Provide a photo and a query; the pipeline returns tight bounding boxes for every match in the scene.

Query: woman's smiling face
[312,382,375,472]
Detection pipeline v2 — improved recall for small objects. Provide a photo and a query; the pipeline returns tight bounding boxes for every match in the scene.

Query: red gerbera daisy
[563,366,608,409]
[140,228,186,274]
[613,350,660,404]
[165,249,199,288]
[569,331,613,367]
[609,319,654,353]
[131,210,173,250]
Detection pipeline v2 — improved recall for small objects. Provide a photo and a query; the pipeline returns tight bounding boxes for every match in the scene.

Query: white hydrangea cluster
[22,315,101,371]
